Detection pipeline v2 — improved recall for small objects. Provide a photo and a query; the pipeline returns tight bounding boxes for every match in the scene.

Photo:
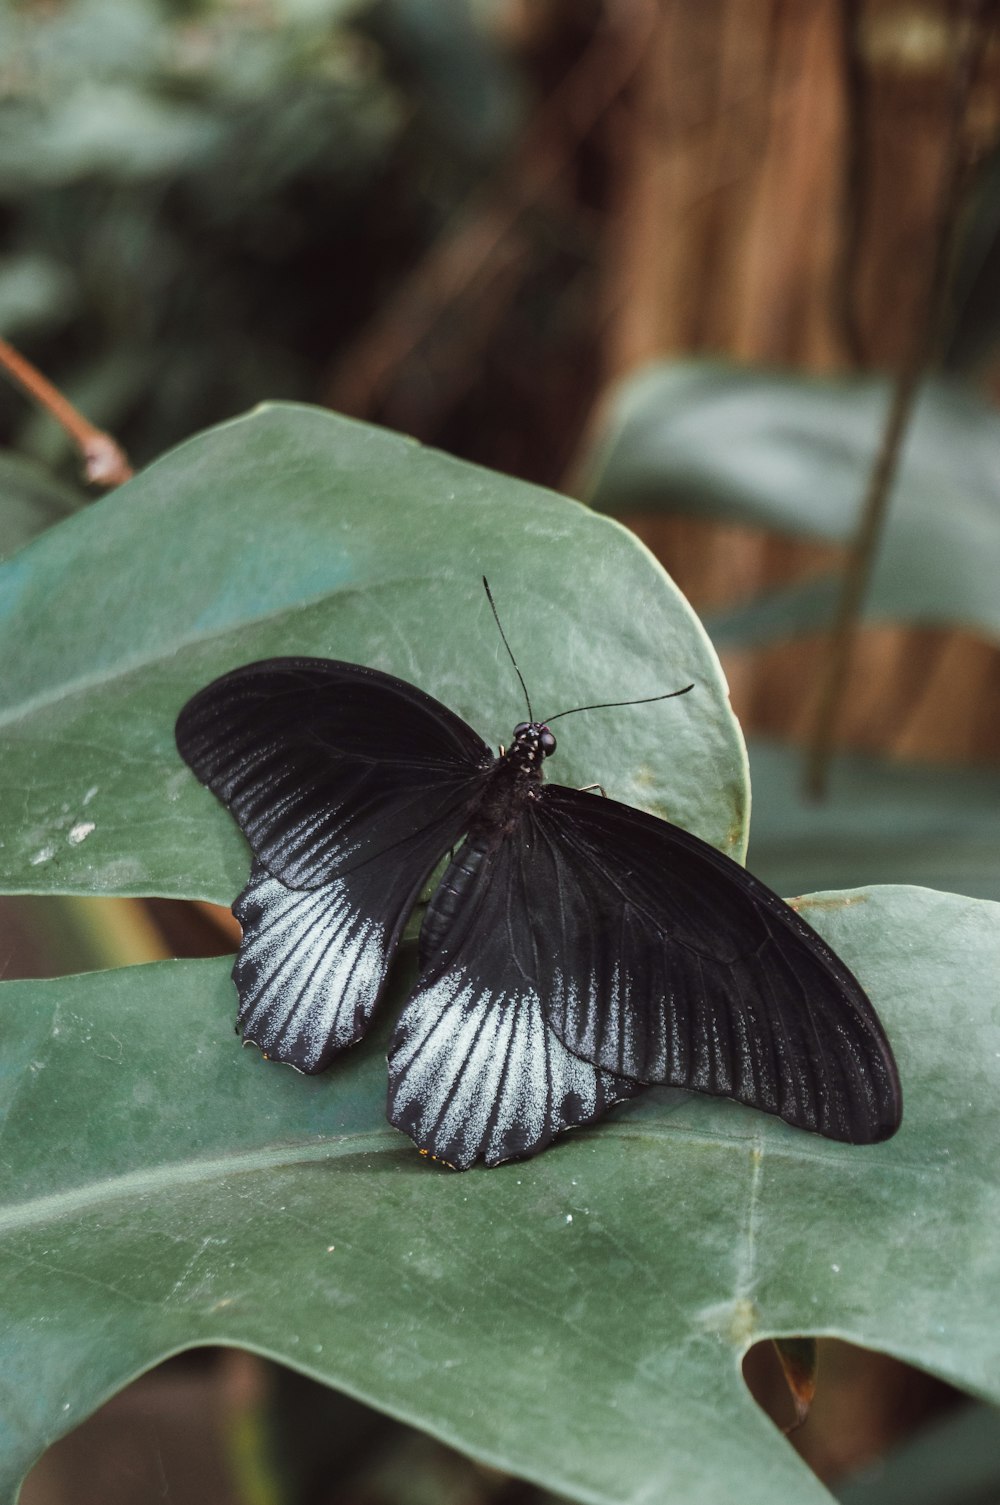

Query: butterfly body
[415,721,556,970]
[176,655,902,1169]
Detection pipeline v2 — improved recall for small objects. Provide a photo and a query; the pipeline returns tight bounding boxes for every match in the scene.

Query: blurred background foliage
[5,0,1000,1502]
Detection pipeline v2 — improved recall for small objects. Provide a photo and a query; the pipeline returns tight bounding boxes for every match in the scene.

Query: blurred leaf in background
[578,361,1000,645]
[745,740,1000,903]
[0,0,523,471]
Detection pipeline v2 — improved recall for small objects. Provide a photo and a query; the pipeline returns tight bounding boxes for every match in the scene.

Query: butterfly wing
[529,786,902,1144]
[176,658,492,886]
[386,830,642,1169]
[176,658,493,1070]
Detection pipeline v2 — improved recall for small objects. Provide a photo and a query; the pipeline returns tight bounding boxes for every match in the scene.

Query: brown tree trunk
[606,0,1000,764]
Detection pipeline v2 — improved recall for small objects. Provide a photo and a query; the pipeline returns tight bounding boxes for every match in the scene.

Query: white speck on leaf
[68,822,95,846]
[30,845,55,866]
[83,785,99,805]
[165,769,188,802]
[565,1214,573,1224]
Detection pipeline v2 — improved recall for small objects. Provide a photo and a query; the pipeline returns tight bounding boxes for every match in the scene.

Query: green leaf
[3,885,998,1505]
[0,86,222,189]
[702,576,837,651]
[745,740,1000,903]
[0,253,77,341]
[0,451,85,561]
[579,361,1000,642]
[835,1400,1000,1505]
[0,402,745,899]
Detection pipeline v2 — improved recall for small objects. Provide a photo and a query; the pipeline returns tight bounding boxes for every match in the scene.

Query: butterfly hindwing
[525,787,901,1143]
[387,833,641,1169]
[233,846,440,1072]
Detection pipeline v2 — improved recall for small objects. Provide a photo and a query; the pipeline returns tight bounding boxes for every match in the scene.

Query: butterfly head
[511,721,557,768]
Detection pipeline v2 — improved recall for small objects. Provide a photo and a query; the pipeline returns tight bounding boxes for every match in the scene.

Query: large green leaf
[3,886,998,1505]
[579,361,1000,643]
[0,402,744,899]
[746,740,1000,903]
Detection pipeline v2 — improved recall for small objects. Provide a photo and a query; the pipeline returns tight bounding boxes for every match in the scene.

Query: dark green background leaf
[579,362,1000,643]
[745,741,1000,902]
[836,1400,1000,1505]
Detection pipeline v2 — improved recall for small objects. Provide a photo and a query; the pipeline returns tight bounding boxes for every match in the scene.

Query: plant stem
[805,0,995,799]
[0,336,133,487]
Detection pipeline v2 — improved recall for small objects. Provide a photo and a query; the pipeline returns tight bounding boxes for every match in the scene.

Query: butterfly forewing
[526,787,901,1143]
[175,659,492,888]
[176,659,492,1068]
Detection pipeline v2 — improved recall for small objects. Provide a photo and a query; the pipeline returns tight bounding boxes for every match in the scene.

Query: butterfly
[175,602,902,1170]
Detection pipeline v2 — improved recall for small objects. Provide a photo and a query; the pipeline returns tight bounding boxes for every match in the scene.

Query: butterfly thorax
[468,721,556,839]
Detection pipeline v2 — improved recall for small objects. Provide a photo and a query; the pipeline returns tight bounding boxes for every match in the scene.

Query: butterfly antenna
[482,576,533,722]
[543,683,695,724]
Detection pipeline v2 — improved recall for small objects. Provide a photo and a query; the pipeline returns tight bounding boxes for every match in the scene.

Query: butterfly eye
[513,722,531,739]
[539,728,557,756]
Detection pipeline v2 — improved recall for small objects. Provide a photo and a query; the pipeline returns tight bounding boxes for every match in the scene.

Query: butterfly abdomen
[418,833,492,970]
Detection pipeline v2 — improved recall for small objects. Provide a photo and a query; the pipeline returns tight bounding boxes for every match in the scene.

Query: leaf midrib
[0,1117,933,1238]
[0,1132,399,1236]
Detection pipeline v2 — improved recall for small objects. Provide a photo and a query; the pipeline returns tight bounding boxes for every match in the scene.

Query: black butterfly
[175,632,901,1169]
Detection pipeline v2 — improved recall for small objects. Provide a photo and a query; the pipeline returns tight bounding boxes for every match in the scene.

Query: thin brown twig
[804,0,997,799]
[0,336,132,487]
